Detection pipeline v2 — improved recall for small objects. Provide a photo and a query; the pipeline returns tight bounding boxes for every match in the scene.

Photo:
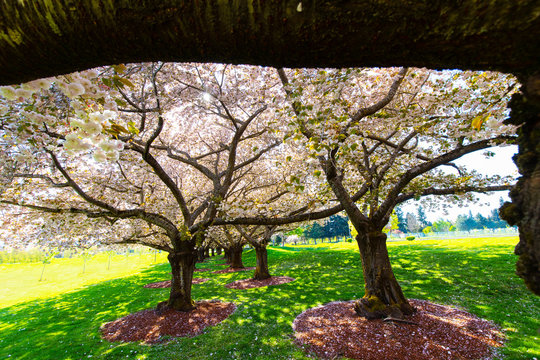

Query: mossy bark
[166,245,196,311]
[228,245,244,269]
[1,1,540,84]
[500,72,540,295]
[253,245,271,280]
[354,231,415,319]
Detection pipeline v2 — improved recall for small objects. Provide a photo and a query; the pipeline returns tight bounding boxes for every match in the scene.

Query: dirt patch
[101,300,236,344]
[144,278,209,288]
[225,276,295,289]
[213,266,256,274]
[293,299,504,360]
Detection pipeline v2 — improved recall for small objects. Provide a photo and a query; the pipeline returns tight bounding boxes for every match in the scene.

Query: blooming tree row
[0,63,517,317]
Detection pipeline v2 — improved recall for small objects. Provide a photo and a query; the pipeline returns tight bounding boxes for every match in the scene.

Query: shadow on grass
[0,244,537,359]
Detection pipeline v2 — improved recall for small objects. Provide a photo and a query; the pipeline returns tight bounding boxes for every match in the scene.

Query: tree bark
[229,245,244,269]
[196,246,206,263]
[1,1,540,84]
[501,72,540,295]
[354,231,415,319]
[253,245,271,280]
[223,248,231,264]
[165,245,196,311]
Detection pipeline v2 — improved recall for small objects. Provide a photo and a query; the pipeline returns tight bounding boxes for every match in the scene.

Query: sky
[400,145,519,222]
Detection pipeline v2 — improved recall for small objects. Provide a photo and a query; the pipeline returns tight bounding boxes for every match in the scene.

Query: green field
[0,237,538,359]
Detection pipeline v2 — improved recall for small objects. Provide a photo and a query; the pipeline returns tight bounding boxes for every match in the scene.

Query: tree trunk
[211,248,215,257]
[223,248,231,264]
[253,245,271,280]
[354,231,415,319]
[1,1,540,84]
[501,72,540,296]
[216,247,222,256]
[165,245,196,312]
[196,247,205,262]
[229,245,244,268]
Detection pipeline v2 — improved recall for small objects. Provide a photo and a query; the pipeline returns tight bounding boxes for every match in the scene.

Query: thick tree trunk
[1,1,540,84]
[166,246,196,312]
[354,231,415,319]
[223,248,231,264]
[211,248,215,257]
[501,72,540,295]
[253,245,271,280]
[229,245,244,268]
[196,247,206,263]
[216,247,222,256]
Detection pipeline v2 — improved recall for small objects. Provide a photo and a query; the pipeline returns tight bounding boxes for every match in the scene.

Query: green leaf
[112,64,127,74]
[102,78,112,88]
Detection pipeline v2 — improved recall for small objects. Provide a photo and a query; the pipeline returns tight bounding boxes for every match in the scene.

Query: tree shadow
[0,245,537,359]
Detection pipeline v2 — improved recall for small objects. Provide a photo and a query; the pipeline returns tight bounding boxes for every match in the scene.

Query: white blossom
[0,86,18,100]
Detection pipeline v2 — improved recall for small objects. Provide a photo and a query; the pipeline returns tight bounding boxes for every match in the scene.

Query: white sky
[400,145,518,222]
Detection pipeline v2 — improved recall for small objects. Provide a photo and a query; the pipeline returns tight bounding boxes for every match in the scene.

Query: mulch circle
[144,278,210,288]
[213,266,256,274]
[225,276,295,289]
[101,300,236,344]
[292,299,505,360]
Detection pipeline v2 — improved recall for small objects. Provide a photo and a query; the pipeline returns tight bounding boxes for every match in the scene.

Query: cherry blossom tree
[0,63,285,311]
[275,67,517,318]
[0,1,538,297]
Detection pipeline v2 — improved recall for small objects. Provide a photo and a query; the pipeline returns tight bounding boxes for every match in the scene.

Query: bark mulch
[143,278,210,288]
[101,300,236,344]
[225,276,295,290]
[213,266,255,274]
[293,299,505,360]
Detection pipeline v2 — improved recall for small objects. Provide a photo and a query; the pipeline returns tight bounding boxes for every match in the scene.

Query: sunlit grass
[0,252,168,308]
[0,236,538,359]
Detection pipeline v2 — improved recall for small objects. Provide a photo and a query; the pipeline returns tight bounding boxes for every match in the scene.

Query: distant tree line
[394,202,512,234]
[303,215,351,239]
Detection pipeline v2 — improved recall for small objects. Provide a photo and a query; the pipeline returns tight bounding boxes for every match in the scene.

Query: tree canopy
[0,1,538,297]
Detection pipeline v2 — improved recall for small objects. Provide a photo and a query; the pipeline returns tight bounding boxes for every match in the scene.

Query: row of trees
[0,63,517,318]
[394,205,510,234]
[303,215,350,239]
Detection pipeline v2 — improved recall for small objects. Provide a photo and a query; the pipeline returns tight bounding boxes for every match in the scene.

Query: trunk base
[253,273,272,281]
[157,299,196,313]
[354,295,416,320]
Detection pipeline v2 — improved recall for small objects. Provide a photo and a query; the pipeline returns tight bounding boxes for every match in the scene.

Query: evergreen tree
[395,207,408,233]
[455,211,477,231]
[417,206,430,229]
[305,223,325,239]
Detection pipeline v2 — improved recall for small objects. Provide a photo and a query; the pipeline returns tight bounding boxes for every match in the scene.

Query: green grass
[0,251,168,308]
[0,237,538,359]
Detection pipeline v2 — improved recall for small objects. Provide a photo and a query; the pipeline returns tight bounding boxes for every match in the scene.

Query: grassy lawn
[0,251,168,308]
[0,236,538,359]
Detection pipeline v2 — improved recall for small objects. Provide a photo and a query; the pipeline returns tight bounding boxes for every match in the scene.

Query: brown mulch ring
[293,299,505,360]
[143,278,210,288]
[225,276,295,290]
[101,300,236,344]
[213,266,256,274]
